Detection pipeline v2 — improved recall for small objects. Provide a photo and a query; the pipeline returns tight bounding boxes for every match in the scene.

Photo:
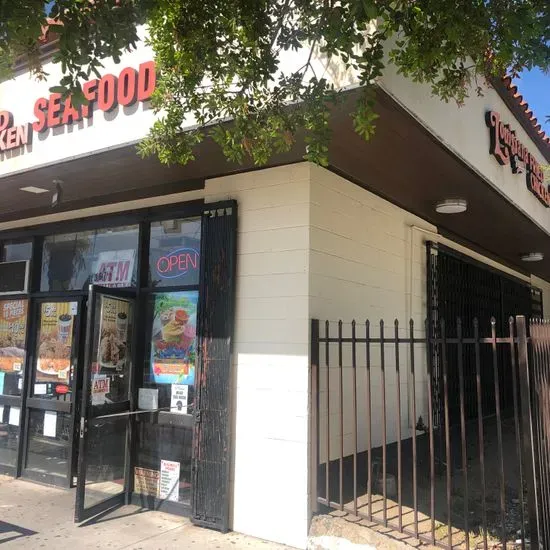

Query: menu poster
[150,291,197,385]
[170,384,188,414]
[134,467,160,497]
[92,250,136,288]
[36,302,75,383]
[96,297,130,373]
[160,460,180,502]
[0,299,27,374]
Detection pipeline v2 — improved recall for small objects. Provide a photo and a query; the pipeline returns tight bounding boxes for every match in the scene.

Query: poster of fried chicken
[96,296,130,372]
[0,299,27,374]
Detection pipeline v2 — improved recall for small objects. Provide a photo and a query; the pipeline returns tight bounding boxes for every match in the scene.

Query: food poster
[0,299,28,378]
[96,296,130,373]
[36,302,76,383]
[150,291,197,385]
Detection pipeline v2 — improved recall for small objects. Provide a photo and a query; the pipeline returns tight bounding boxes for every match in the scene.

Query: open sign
[156,248,199,279]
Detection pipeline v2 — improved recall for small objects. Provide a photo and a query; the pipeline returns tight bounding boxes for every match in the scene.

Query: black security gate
[191,203,237,532]
[427,242,540,428]
[518,318,550,548]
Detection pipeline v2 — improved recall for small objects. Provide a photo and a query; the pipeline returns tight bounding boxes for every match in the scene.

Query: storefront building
[0,28,549,550]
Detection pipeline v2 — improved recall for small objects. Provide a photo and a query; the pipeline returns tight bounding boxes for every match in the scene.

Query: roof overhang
[0,86,549,282]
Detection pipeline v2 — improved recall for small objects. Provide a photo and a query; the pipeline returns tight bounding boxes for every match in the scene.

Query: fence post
[516,315,540,548]
[309,319,320,518]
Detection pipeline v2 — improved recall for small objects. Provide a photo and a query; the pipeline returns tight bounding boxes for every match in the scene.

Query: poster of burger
[150,291,197,385]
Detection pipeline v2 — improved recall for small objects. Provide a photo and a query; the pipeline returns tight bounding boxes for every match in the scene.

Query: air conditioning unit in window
[0,261,30,295]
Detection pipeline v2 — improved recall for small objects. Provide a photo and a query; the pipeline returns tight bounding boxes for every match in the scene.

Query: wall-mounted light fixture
[520,252,544,262]
[435,198,468,214]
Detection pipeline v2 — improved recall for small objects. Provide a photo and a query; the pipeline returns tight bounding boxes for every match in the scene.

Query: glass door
[22,297,83,486]
[75,285,136,522]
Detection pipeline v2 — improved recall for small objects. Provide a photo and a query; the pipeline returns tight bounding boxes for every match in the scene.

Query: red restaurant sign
[0,61,156,155]
[486,111,549,207]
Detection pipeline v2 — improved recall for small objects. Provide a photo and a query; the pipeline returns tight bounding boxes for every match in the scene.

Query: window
[41,225,139,292]
[149,218,201,288]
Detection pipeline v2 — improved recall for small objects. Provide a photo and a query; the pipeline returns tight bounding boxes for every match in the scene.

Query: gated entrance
[310,315,550,550]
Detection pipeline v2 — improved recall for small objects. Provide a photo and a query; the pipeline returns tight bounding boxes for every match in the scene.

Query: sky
[512,68,550,134]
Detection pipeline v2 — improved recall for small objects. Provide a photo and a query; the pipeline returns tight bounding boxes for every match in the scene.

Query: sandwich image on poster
[150,291,197,385]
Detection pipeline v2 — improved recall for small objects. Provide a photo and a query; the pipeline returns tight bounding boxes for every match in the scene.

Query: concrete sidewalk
[0,476,293,549]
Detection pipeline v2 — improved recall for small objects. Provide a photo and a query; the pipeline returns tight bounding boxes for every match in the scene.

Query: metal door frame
[74,284,137,522]
[20,295,85,488]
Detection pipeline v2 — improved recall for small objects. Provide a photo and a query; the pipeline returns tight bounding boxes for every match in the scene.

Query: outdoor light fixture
[52,179,64,208]
[521,252,544,262]
[20,186,49,194]
[435,199,468,214]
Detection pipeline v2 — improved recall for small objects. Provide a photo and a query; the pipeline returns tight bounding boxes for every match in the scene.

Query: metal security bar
[311,316,540,550]
[518,318,550,548]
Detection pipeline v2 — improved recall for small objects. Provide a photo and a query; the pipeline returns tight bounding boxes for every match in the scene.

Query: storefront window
[41,225,139,292]
[0,299,28,397]
[2,241,32,262]
[149,218,201,288]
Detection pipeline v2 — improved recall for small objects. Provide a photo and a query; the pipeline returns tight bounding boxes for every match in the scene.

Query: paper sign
[70,302,78,316]
[34,383,47,395]
[160,460,180,502]
[92,250,136,288]
[92,375,110,405]
[0,406,4,422]
[0,372,4,395]
[17,378,22,390]
[170,384,188,414]
[134,467,160,497]
[43,411,57,438]
[138,388,158,410]
[8,406,20,426]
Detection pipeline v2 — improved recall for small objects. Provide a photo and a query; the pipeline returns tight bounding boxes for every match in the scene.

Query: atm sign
[156,248,199,280]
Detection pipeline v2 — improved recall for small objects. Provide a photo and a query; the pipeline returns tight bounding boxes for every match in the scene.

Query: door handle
[79,417,86,438]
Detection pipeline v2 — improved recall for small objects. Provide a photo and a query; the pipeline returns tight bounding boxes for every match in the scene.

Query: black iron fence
[310,316,550,550]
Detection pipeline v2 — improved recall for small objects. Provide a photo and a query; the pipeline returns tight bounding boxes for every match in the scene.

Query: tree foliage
[1,0,549,166]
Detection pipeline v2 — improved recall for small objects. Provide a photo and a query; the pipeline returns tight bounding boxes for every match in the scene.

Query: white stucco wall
[308,166,434,461]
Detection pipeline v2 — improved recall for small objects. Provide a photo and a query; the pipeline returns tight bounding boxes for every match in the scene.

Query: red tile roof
[496,75,550,162]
